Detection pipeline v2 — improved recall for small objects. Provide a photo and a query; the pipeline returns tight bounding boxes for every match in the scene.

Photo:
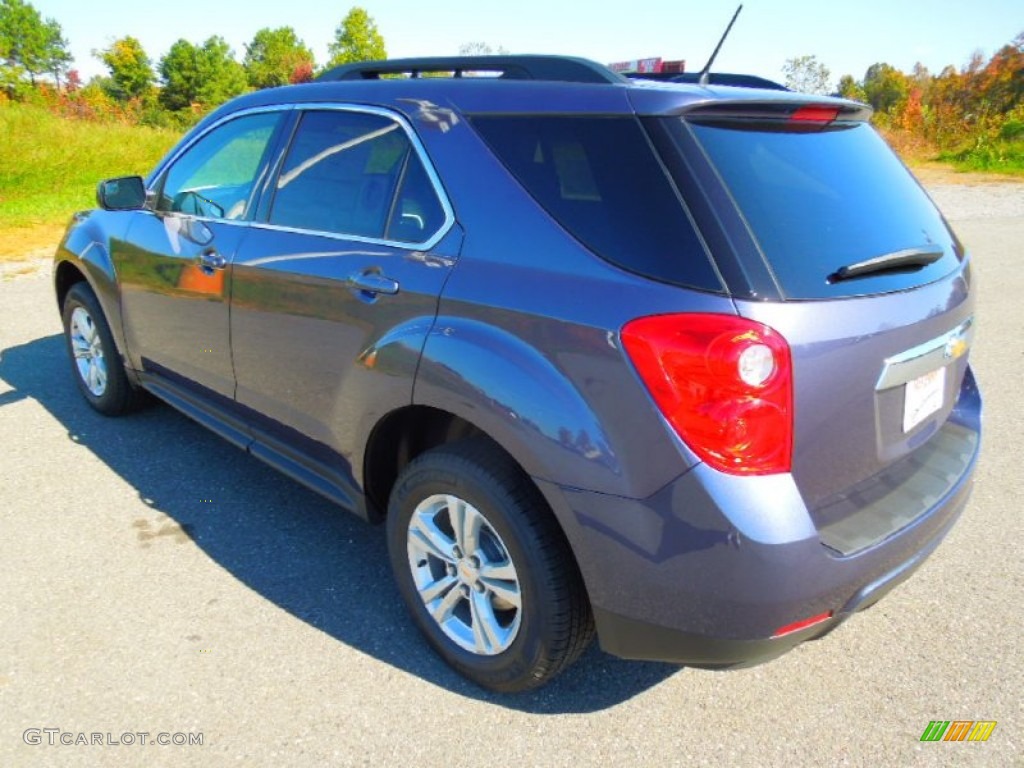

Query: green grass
[936,139,1024,175]
[0,102,181,229]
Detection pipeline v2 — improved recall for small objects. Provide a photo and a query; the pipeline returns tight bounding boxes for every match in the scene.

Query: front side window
[267,110,446,242]
[157,112,281,220]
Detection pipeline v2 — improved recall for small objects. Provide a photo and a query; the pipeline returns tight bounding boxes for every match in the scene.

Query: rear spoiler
[682,99,872,123]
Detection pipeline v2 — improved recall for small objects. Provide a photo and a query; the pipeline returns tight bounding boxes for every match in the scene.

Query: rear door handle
[200,249,227,271]
[348,272,400,296]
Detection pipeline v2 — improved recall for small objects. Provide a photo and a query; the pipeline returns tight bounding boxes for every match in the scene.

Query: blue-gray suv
[53,56,981,692]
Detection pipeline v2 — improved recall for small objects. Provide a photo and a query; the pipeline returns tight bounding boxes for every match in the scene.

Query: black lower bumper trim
[592,607,836,669]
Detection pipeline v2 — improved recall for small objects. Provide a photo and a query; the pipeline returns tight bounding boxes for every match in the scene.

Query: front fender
[54,210,135,368]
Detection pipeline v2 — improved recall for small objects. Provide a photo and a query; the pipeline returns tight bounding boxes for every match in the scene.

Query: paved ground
[1,183,1021,767]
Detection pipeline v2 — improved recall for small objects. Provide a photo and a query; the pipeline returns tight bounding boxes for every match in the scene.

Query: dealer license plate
[903,367,946,433]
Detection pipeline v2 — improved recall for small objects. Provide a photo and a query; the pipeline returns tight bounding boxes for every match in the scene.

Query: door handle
[199,249,226,271]
[348,271,400,296]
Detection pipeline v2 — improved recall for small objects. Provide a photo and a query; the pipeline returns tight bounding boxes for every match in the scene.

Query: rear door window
[685,119,961,299]
[267,110,446,243]
[470,115,722,291]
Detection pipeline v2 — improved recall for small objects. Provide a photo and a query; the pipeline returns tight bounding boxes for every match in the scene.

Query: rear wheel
[61,282,145,415]
[386,439,594,692]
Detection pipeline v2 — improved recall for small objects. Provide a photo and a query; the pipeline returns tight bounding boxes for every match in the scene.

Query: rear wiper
[828,245,944,282]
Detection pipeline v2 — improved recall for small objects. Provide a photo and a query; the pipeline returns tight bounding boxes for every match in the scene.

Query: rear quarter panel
[409,101,737,497]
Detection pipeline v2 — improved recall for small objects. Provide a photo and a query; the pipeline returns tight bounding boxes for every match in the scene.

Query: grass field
[0,103,180,260]
[938,140,1024,175]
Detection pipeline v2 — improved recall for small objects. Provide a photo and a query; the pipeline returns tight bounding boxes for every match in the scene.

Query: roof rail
[318,55,628,85]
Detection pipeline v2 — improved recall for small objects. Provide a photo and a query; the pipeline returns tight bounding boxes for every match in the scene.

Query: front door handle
[348,271,400,296]
[200,249,227,271]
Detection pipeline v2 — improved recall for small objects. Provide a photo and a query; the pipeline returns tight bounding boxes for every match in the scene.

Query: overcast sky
[38,0,1021,87]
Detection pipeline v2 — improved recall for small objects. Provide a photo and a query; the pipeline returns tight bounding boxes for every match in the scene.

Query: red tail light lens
[621,313,793,475]
[790,105,840,123]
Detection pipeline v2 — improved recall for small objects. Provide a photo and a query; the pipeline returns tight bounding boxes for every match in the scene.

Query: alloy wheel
[406,493,522,655]
[69,306,107,397]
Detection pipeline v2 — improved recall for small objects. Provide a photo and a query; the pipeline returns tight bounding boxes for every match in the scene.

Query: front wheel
[386,440,594,692]
[61,282,145,415]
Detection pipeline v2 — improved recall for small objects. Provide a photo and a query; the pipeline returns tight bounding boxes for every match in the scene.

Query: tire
[61,282,145,416]
[386,439,594,692]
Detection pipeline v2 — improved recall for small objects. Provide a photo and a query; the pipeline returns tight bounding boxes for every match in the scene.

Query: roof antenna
[698,4,743,86]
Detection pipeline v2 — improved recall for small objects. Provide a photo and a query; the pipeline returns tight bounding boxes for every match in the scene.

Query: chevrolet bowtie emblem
[944,335,968,360]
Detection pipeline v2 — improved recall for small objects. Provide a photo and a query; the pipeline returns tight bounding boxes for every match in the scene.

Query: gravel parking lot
[1,180,1022,767]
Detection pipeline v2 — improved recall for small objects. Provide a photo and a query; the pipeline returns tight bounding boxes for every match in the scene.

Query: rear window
[686,119,961,299]
[470,116,722,291]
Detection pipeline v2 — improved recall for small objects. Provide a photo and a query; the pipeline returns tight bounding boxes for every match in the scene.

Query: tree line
[7,0,1019,170]
[784,36,1023,170]
[838,36,1023,167]
[1,0,387,126]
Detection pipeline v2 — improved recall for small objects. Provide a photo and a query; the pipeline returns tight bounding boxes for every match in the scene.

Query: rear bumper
[591,483,966,667]
[536,407,979,667]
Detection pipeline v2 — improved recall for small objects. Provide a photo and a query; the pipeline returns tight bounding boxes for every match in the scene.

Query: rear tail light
[621,313,793,475]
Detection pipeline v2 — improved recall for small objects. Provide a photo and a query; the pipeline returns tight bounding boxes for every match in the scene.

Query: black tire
[61,282,145,416]
[386,439,594,692]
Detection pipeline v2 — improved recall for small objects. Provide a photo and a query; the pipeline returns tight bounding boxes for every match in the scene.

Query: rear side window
[470,116,722,291]
[269,110,445,243]
[685,120,960,299]
[386,147,447,242]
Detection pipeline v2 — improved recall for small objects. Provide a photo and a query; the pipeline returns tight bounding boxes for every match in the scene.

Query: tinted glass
[688,120,961,299]
[158,112,281,220]
[470,116,721,291]
[386,150,446,243]
[270,110,422,240]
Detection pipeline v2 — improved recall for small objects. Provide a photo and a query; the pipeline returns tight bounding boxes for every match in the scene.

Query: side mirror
[97,176,147,211]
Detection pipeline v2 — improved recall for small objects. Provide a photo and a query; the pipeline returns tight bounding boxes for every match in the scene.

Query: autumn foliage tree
[976,35,1024,115]
[837,74,866,102]
[97,36,153,100]
[862,63,909,113]
[290,61,314,84]
[243,27,314,89]
[837,32,1024,168]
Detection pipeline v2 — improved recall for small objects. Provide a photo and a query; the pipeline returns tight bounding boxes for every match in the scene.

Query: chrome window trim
[245,220,439,249]
[150,103,456,252]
